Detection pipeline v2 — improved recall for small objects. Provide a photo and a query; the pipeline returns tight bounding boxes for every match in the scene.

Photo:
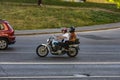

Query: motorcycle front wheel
[67,47,78,57]
[36,45,48,57]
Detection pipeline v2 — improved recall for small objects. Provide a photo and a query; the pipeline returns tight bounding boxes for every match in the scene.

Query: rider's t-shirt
[62,33,70,42]
[69,32,76,42]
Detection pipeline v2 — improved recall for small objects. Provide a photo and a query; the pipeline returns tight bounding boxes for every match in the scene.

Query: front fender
[41,44,51,53]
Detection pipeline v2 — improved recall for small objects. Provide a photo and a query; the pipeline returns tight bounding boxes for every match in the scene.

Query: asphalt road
[0,28,120,80]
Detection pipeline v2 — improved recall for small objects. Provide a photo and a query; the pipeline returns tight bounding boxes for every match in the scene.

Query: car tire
[0,38,8,50]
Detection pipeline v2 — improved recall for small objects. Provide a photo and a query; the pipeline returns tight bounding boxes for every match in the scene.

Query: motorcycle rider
[57,28,69,42]
[56,28,70,49]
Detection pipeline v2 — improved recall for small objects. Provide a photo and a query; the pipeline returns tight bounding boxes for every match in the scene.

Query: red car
[0,19,16,50]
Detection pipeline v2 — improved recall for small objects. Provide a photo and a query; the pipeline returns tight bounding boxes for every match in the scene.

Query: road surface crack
[0,65,9,77]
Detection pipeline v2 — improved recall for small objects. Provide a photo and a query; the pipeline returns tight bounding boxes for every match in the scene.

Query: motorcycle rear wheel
[36,45,48,57]
[67,47,78,57]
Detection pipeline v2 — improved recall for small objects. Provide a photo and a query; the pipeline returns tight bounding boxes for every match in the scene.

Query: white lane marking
[0,76,74,79]
[0,76,120,79]
[0,52,34,54]
[1,51,120,54]
[1,62,120,65]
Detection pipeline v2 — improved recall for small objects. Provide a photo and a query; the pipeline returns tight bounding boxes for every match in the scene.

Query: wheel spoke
[36,45,48,57]
[0,40,7,49]
[67,47,78,57]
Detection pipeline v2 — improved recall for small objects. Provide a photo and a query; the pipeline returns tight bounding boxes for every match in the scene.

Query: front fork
[41,44,51,53]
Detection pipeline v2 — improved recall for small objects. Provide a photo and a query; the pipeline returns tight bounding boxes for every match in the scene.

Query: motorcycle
[36,35,80,57]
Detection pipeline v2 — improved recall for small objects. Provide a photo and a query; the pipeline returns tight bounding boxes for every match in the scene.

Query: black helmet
[69,26,75,32]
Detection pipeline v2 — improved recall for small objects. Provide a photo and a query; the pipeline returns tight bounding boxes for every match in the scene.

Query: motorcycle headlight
[47,39,50,43]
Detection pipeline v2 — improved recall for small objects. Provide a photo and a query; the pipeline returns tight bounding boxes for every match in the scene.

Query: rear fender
[69,44,80,50]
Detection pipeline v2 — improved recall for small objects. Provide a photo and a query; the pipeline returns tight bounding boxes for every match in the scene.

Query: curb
[15,22,120,36]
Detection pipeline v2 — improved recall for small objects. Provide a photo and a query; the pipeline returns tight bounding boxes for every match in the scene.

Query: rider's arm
[56,35,66,40]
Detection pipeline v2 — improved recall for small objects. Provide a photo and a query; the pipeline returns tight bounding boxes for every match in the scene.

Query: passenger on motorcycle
[68,26,77,44]
[63,26,77,49]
